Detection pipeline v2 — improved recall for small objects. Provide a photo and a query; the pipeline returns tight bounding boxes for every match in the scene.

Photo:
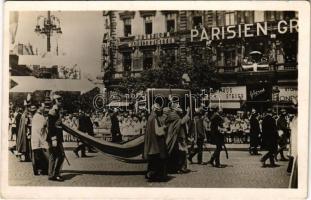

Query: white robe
[31,112,48,150]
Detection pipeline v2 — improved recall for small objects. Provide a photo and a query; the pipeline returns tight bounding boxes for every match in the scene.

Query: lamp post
[34,11,62,52]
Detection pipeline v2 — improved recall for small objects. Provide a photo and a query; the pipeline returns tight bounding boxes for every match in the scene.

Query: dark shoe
[81,154,87,157]
[177,169,191,174]
[260,160,267,168]
[206,160,215,166]
[270,164,280,168]
[214,164,225,168]
[280,157,289,161]
[88,149,97,153]
[49,176,64,182]
[73,150,79,158]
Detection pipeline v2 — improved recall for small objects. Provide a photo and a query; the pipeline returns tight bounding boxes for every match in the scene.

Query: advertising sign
[272,86,297,102]
[247,85,271,101]
[210,86,246,101]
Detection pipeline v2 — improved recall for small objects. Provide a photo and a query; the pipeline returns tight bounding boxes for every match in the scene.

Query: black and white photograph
[1,1,310,199]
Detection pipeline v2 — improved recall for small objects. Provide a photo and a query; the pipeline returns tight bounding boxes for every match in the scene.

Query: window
[122,52,132,72]
[216,11,224,26]
[144,17,153,35]
[254,11,265,22]
[143,51,153,69]
[193,16,203,29]
[265,11,276,21]
[225,11,235,26]
[244,11,254,24]
[283,11,296,20]
[166,19,175,33]
[124,18,131,37]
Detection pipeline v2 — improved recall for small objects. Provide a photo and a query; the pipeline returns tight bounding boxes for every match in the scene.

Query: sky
[12,11,105,79]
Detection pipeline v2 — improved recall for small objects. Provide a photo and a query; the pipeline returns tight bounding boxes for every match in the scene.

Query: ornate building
[102,10,298,111]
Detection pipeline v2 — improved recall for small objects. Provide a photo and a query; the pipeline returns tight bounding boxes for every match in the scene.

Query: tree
[188,43,220,94]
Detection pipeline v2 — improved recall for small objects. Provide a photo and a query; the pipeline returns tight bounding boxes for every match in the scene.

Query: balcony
[217,62,297,74]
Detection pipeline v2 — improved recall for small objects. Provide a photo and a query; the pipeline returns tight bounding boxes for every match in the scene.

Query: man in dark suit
[110,108,122,143]
[249,109,261,155]
[260,108,278,167]
[73,110,87,157]
[46,95,65,181]
[188,108,206,164]
[207,107,224,168]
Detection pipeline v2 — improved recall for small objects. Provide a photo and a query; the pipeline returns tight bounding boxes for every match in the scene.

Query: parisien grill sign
[191,19,298,42]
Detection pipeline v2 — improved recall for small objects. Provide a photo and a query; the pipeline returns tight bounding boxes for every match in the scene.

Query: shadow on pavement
[61,173,82,180]
[62,170,146,176]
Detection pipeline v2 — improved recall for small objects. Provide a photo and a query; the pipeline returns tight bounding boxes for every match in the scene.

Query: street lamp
[34,11,62,52]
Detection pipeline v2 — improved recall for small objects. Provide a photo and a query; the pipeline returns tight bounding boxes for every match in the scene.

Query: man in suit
[73,109,87,157]
[260,108,278,167]
[110,108,122,143]
[46,95,65,181]
[188,108,206,164]
[249,109,261,155]
[207,107,224,168]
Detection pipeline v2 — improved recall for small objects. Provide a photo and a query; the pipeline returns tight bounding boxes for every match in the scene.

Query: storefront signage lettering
[191,19,298,41]
[249,88,266,100]
[210,86,246,101]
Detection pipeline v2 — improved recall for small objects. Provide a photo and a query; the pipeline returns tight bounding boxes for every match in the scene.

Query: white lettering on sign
[249,88,265,100]
[191,20,298,41]
[211,86,246,101]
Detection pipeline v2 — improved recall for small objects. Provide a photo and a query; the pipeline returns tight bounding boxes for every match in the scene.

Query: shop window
[225,11,235,26]
[143,51,153,69]
[123,18,132,37]
[144,17,153,35]
[166,19,175,33]
[193,16,203,29]
[122,52,132,72]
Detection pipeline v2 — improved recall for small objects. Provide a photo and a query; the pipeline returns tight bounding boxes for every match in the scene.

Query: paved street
[9,146,290,188]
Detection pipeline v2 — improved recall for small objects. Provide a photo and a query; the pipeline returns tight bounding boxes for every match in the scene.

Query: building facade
[102,11,298,112]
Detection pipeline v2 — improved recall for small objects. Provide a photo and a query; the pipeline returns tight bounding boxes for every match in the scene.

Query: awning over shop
[107,101,130,107]
[209,101,241,109]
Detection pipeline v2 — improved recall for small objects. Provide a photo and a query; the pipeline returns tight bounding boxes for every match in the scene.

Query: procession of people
[9,92,297,183]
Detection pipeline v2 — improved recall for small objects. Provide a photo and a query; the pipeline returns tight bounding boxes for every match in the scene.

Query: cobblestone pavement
[8,149,290,188]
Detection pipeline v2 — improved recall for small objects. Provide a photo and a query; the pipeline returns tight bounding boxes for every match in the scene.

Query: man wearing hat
[260,108,278,167]
[46,94,65,181]
[31,103,49,175]
[144,103,168,181]
[249,109,261,155]
[165,103,191,173]
[188,108,206,164]
[276,109,290,161]
[207,107,225,168]
[16,99,33,162]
